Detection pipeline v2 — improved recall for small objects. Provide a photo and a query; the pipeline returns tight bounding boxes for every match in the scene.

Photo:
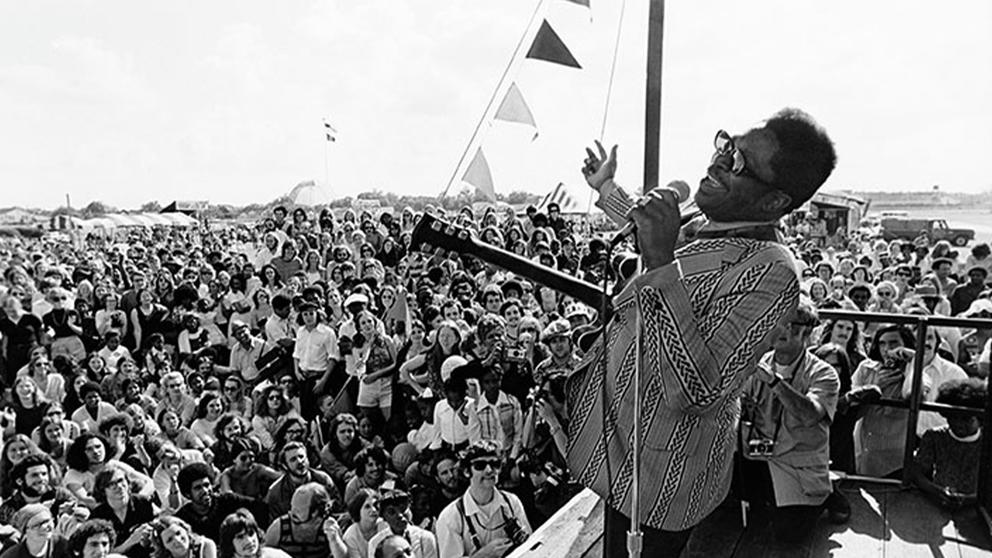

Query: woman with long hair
[95,292,127,338]
[150,515,217,558]
[318,413,368,493]
[190,392,225,447]
[818,319,867,370]
[269,416,317,466]
[850,325,917,478]
[353,311,397,422]
[11,375,50,436]
[132,288,170,355]
[218,509,290,558]
[219,374,252,419]
[251,385,300,452]
[0,293,44,382]
[340,489,386,558]
[0,434,41,498]
[21,353,67,404]
[813,343,857,474]
[302,251,325,284]
[249,289,273,333]
[62,432,154,508]
[399,320,461,396]
[37,414,74,468]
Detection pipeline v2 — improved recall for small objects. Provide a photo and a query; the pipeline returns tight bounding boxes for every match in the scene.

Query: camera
[503,514,529,546]
[503,346,526,363]
[746,438,775,459]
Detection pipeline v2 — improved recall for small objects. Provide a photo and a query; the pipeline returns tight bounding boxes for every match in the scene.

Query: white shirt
[230,337,266,382]
[265,314,295,343]
[901,355,967,435]
[435,489,531,558]
[431,398,473,449]
[366,525,437,558]
[293,323,340,373]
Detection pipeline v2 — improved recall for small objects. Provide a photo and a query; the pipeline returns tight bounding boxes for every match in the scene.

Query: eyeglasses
[267,395,282,401]
[470,459,502,471]
[46,409,63,416]
[712,130,769,184]
[26,517,54,531]
[286,428,304,435]
[878,291,894,298]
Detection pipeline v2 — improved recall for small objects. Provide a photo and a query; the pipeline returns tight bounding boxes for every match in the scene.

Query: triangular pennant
[526,20,581,69]
[562,0,590,6]
[495,83,538,137]
[462,148,496,200]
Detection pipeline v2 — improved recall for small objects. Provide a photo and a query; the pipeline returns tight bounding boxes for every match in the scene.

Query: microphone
[609,180,694,247]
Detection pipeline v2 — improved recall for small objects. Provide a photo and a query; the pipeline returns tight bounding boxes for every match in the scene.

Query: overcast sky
[1,0,990,210]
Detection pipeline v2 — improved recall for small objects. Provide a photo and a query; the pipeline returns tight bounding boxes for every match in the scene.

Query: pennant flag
[462,148,496,201]
[495,83,538,139]
[540,182,577,211]
[562,0,590,6]
[323,120,337,142]
[526,20,581,68]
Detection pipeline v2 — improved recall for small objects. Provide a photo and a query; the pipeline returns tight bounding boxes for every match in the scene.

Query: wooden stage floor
[508,482,992,558]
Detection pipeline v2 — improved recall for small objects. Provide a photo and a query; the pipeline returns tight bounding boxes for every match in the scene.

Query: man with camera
[435,440,532,558]
[533,319,580,384]
[365,489,438,558]
[739,301,843,542]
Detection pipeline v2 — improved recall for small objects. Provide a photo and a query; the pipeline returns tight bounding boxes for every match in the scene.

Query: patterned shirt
[467,391,523,454]
[564,224,800,530]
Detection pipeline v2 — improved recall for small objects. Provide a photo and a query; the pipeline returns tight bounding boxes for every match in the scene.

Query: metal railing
[818,309,992,532]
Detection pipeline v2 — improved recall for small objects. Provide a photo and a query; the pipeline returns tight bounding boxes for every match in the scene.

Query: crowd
[0,196,989,557]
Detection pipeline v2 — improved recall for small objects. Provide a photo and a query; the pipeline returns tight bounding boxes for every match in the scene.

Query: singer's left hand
[628,186,681,271]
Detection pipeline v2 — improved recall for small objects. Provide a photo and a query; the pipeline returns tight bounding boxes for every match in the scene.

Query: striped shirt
[564,222,800,531]
[467,391,523,453]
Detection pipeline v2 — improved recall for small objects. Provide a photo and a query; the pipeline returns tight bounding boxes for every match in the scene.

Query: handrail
[816,308,992,529]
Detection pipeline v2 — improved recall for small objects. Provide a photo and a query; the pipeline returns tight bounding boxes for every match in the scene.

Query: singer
[565,108,837,556]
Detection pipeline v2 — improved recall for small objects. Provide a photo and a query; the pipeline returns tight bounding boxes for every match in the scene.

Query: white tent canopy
[287,180,333,207]
[75,212,197,230]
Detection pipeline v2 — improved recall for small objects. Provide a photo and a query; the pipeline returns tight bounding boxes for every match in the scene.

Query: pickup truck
[880,217,975,246]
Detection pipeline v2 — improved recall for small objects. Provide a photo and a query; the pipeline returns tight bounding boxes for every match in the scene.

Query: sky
[0,0,990,210]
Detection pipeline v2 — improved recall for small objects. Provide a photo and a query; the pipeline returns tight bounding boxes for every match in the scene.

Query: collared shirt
[230,336,266,382]
[741,350,839,507]
[366,525,438,558]
[533,354,582,385]
[265,314,295,343]
[564,208,800,531]
[431,399,473,449]
[467,391,523,454]
[293,323,339,374]
[435,489,530,558]
[900,355,967,435]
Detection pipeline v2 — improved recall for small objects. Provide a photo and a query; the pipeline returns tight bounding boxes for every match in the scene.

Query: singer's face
[696,128,781,222]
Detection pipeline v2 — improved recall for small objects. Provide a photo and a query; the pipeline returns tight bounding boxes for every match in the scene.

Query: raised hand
[582,140,618,191]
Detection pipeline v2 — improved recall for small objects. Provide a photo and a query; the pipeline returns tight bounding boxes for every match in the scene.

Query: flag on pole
[323,120,337,142]
[462,148,496,201]
[495,82,538,139]
[526,20,581,68]
[540,182,577,211]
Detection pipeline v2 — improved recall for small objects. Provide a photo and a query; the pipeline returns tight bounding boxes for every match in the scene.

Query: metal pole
[902,319,928,486]
[627,304,643,557]
[643,0,665,194]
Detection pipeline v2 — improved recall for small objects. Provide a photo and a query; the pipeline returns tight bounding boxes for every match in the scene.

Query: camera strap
[456,490,516,553]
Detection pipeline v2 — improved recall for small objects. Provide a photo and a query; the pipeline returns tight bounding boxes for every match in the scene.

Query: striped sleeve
[594,179,635,226]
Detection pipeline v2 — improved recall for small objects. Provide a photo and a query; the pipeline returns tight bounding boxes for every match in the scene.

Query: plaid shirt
[467,391,523,454]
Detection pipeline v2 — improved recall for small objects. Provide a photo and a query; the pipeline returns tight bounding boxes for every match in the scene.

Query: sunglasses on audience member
[470,459,502,471]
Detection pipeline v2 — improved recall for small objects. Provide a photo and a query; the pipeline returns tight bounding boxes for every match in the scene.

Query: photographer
[461,314,534,407]
[739,302,844,543]
[435,441,531,558]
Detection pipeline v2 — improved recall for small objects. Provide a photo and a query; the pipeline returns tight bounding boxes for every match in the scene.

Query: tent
[287,180,333,207]
[79,212,197,230]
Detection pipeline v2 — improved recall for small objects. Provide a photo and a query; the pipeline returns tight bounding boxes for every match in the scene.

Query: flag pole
[439,0,548,200]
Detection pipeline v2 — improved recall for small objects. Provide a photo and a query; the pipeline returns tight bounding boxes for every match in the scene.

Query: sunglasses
[878,291,894,297]
[713,130,769,184]
[470,459,502,471]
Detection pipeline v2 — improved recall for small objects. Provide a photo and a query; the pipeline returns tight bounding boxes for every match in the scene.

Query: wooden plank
[682,502,744,558]
[507,488,602,558]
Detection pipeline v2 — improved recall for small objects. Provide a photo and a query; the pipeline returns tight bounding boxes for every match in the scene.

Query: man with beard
[435,441,531,558]
[366,490,438,558]
[175,462,265,539]
[266,441,341,519]
[427,452,464,518]
[0,454,82,525]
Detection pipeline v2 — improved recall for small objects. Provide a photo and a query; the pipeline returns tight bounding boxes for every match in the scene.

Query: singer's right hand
[628,186,681,271]
[582,140,617,192]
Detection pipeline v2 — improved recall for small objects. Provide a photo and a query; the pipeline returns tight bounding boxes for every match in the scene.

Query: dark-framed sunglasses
[713,130,767,183]
[470,459,502,471]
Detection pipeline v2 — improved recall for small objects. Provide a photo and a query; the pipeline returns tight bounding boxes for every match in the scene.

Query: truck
[880,217,975,246]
